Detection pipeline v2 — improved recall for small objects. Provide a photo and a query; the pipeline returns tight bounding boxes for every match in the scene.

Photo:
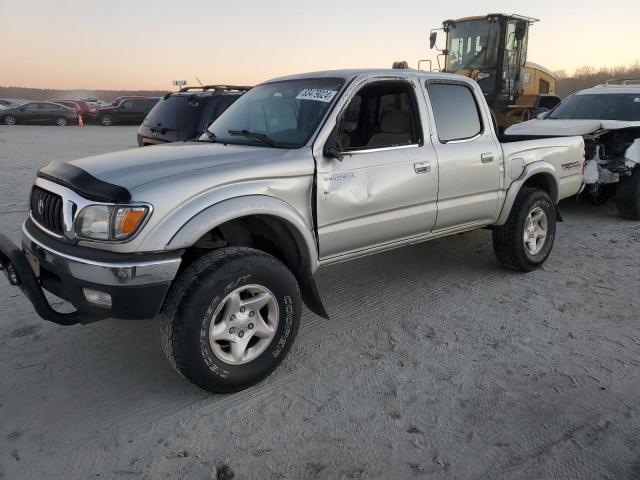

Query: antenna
[196,76,204,88]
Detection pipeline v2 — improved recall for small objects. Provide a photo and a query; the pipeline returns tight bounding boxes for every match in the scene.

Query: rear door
[116,100,136,123]
[42,103,65,122]
[424,81,502,230]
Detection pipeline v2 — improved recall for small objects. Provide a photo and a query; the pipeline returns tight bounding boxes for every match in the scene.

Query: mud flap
[555,206,564,222]
[299,273,329,319]
[0,233,86,325]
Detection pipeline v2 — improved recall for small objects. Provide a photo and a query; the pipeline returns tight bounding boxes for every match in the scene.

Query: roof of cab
[264,68,473,85]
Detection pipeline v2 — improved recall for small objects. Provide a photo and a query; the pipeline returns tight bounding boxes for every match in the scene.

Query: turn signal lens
[113,207,148,239]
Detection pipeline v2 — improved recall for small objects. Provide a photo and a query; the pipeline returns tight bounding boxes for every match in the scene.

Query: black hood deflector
[37,162,131,203]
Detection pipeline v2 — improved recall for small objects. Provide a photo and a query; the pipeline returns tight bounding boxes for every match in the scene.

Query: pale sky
[1,0,638,90]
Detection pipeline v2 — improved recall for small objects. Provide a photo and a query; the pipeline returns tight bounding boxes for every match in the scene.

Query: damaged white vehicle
[506,80,640,219]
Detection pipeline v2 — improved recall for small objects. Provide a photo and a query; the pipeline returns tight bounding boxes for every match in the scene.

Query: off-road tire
[160,247,301,393]
[3,115,17,126]
[492,187,556,272]
[615,167,640,220]
[100,114,114,126]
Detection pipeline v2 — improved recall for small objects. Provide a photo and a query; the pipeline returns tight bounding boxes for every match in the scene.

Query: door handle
[414,161,431,174]
[481,153,495,163]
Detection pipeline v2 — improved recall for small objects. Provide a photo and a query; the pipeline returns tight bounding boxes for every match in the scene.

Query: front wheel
[55,116,68,126]
[492,187,556,272]
[100,114,114,126]
[3,115,17,125]
[160,247,301,393]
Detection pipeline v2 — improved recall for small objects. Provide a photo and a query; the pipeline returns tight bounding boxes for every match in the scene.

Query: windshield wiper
[228,129,277,147]
[193,130,218,143]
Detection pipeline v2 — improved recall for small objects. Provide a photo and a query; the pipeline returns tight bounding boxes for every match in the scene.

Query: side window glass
[120,100,133,109]
[338,81,421,150]
[427,83,482,142]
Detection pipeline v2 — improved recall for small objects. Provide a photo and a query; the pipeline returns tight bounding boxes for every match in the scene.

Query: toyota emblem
[37,199,44,215]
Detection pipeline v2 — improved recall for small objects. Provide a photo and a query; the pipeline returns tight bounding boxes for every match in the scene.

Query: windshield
[549,93,640,121]
[202,78,345,148]
[445,19,500,72]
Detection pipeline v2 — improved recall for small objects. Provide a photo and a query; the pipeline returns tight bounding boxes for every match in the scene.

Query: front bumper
[0,220,182,325]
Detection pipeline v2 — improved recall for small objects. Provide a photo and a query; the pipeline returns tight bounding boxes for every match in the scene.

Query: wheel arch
[495,162,560,226]
[167,195,328,319]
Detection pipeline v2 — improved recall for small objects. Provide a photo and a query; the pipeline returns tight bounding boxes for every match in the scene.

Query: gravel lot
[1,125,640,480]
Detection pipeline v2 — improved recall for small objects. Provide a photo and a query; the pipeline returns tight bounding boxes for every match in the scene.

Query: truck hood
[506,119,640,137]
[63,142,285,190]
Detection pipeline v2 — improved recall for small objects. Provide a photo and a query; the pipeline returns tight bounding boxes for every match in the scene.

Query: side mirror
[536,110,549,120]
[429,31,437,49]
[324,145,344,161]
[323,125,344,161]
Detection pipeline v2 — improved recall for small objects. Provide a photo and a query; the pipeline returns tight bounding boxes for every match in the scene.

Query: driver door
[315,78,439,260]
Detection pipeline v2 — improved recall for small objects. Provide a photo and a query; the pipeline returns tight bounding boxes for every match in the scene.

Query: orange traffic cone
[78,114,84,127]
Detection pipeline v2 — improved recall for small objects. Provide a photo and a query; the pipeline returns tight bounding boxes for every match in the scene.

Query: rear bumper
[0,221,182,325]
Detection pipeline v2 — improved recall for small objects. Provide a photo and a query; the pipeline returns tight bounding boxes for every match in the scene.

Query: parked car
[137,85,250,146]
[0,101,79,126]
[97,97,160,126]
[51,100,100,119]
[0,69,584,393]
[506,78,640,218]
[110,96,150,106]
[0,98,27,109]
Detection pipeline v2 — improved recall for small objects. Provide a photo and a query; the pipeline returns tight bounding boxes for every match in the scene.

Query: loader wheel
[615,167,640,220]
[492,187,556,272]
[160,247,301,393]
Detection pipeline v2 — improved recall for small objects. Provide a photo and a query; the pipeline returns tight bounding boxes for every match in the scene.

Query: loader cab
[436,14,533,109]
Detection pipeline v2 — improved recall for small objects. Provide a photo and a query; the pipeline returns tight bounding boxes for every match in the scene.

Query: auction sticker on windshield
[296,89,337,103]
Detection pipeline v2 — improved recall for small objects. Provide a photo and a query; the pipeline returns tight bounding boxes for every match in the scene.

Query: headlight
[76,205,150,241]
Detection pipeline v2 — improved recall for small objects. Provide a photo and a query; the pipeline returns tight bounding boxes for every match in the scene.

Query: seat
[367,110,412,147]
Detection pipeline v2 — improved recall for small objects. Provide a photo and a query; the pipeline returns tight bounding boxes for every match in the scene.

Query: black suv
[137,85,250,146]
[98,97,160,126]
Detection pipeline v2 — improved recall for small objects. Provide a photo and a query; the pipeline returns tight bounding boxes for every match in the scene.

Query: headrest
[380,110,410,134]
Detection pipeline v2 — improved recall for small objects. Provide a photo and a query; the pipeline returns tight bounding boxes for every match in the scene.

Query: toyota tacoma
[0,69,585,392]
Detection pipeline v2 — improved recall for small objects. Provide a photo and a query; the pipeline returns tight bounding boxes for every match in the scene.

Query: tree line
[555,61,640,98]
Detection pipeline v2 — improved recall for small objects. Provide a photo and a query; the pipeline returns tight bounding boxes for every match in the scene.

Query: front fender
[165,195,328,318]
[495,162,559,226]
[166,195,318,269]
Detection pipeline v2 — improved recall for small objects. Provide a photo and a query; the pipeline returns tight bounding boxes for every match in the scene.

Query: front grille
[30,186,64,235]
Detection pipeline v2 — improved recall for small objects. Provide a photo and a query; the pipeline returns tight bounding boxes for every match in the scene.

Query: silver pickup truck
[0,69,584,392]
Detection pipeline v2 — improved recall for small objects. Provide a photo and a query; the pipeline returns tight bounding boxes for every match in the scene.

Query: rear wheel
[100,114,114,126]
[4,115,16,125]
[615,167,640,220]
[492,187,556,272]
[55,116,68,126]
[160,247,301,393]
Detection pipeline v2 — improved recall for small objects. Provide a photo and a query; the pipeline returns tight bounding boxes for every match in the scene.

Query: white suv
[506,79,640,218]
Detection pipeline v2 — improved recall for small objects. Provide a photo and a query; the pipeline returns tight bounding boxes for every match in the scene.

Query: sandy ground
[0,125,639,480]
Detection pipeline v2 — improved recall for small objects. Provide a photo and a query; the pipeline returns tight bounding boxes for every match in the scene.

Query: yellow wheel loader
[426,14,561,131]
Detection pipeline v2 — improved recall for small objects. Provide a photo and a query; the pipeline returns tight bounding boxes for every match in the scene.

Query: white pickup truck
[0,69,584,392]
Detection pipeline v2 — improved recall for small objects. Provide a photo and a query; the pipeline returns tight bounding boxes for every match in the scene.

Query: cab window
[338,80,422,150]
[427,83,483,142]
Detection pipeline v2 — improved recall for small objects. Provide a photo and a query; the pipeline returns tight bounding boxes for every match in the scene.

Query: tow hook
[0,261,21,286]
